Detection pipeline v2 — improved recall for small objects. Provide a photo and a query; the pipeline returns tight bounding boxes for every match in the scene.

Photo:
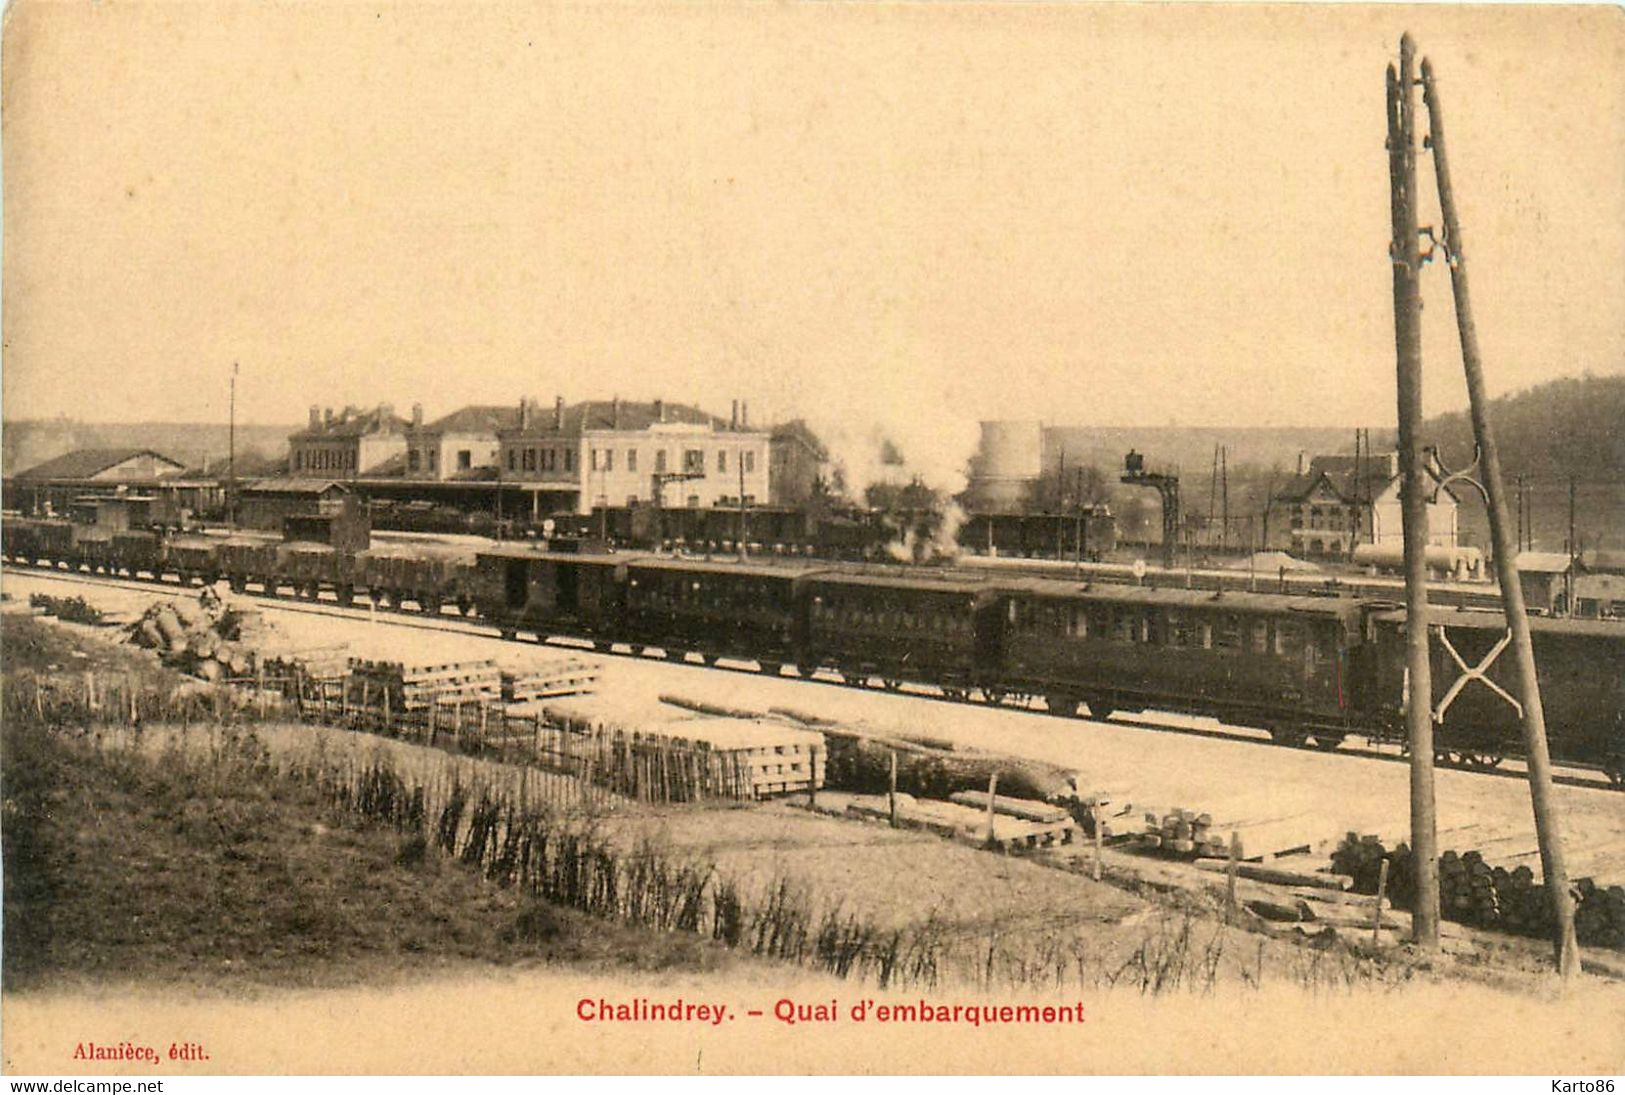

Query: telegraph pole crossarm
[1420,54,1581,977]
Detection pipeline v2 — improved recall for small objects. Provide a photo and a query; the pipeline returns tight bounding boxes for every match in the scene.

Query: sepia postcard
[2,0,1623,1079]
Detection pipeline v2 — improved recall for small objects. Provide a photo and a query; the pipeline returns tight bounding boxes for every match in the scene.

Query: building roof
[290,407,410,441]
[419,404,523,434]
[1515,551,1574,574]
[1273,451,1455,506]
[240,478,352,496]
[500,399,733,437]
[12,447,186,481]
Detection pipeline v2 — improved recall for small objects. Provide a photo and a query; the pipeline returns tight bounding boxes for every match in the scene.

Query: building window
[627,449,638,472]
[457,450,471,470]
[295,452,304,471]
[590,448,599,472]
[429,449,439,471]
[603,449,614,472]
[523,448,536,472]
[564,448,574,472]
[684,449,704,474]
[718,449,728,474]
[408,450,420,472]
[687,495,700,508]
[655,451,667,473]
[507,449,517,472]
[744,451,756,474]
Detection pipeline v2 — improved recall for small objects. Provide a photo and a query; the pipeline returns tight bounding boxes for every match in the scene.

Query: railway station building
[401,403,519,480]
[3,447,207,518]
[493,397,770,519]
[289,405,410,478]
[1274,450,1458,560]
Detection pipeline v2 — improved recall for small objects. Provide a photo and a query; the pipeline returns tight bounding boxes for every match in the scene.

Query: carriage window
[1250,620,1269,653]
[1112,609,1137,643]
[1068,607,1087,638]
[1142,612,1162,645]
[1215,614,1242,650]
[1274,621,1304,657]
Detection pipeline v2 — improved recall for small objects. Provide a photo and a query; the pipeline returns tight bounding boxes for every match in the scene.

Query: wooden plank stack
[538,697,827,801]
[347,657,503,712]
[263,645,352,683]
[501,655,600,703]
[633,717,826,798]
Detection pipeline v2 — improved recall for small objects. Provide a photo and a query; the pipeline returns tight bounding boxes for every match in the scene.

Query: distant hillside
[1038,426,1391,481]
[1421,373,1625,482]
[2,420,294,476]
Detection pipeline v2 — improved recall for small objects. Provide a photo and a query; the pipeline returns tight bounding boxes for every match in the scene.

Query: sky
[3,2,1622,440]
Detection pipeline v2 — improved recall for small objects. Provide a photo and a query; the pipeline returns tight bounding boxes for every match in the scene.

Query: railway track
[7,561,1618,793]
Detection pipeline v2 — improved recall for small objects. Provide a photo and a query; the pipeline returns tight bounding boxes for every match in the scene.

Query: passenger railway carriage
[5,511,1622,784]
[800,572,1002,697]
[471,546,627,644]
[622,558,807,672]
[1366,607,1625,782]
[996,582,1362,746]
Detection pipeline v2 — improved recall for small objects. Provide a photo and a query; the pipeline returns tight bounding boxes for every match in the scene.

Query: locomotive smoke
[802,370,980,562]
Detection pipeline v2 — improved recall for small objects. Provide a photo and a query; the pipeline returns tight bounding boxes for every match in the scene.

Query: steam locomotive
[3,514,1621,786]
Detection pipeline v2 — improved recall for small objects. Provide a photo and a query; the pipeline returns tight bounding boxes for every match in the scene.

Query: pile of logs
[126,596,256,682]
[1331,833,1625,950]
[1139,808,1227,859]
[1575,880,1625,950]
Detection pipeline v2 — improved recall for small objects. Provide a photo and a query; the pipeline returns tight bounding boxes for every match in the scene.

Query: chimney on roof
[553,396,564,430]
[731,400,738,430]
[612,396,621,429]
[324,407,335,428]
[517,398,530,430]
[1297,451,1305,475]
[309,405,321,429]
[377,403,393,427]
[411,403,423,427]
[740,401,749,429]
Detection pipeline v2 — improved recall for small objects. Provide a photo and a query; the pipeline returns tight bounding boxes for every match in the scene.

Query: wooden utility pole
[1420,56,1580,977]
[1386,35,1441,949]
[228,362,238,524]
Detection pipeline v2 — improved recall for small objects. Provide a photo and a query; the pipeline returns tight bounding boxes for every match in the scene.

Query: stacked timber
[1139,808,1227,859]
[540,697,826,800]
[1575,881,1625,950]
[817,726,1073,803]
[346,658,503,712]
[262,645,352,684]
[1330,833,1390,893]
[126,596,255,681]
[846,792,1075,852]
[1330,834,1625,950]
[502,655,600,703]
